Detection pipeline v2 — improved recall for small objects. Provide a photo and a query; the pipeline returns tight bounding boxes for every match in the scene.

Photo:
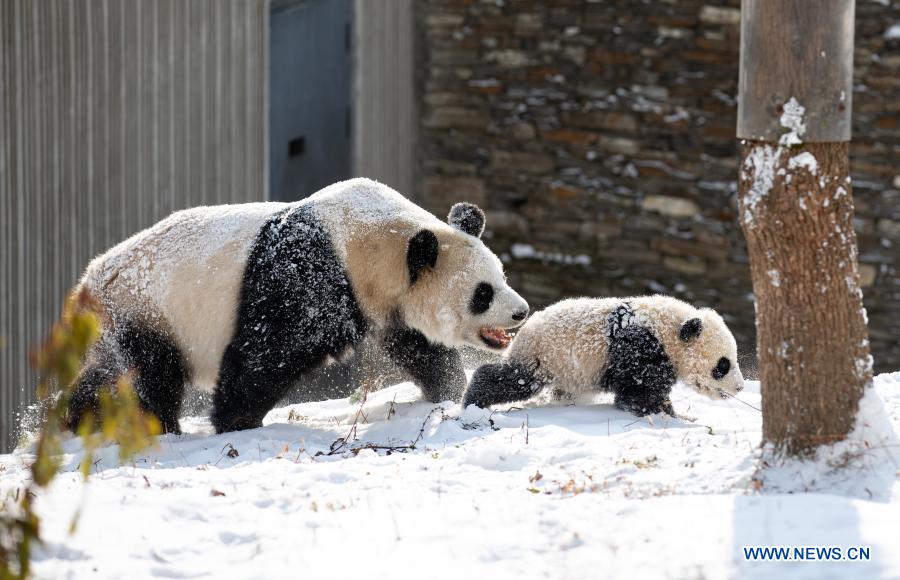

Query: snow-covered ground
[3,373,900,579]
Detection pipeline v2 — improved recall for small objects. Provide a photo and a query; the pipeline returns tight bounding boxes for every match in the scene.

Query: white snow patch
[885,23,900,40]
[779,97,807,146]
[788,152,818,175]
[758,380,900,499]
[510,243,591,266]
[468,78,501,88]
[3,374,900,578]
[741,145,778,225]
[856,352,875,381]
[766,269,782,287]
[663,108,689,124]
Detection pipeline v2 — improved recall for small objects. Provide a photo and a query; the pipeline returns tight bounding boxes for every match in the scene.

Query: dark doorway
[269,0,353,201]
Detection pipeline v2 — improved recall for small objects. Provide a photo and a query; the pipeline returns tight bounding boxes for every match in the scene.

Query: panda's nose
[512,308,529,322]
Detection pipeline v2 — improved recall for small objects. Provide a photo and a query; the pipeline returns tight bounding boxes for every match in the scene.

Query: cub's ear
[407,229,439,284]
[447,202,485,238]
[679,318,703,342]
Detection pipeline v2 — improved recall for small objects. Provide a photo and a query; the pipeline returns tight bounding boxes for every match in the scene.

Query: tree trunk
[739,140,872,456]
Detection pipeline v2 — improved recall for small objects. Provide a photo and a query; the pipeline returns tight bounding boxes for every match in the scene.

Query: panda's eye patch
[470,282,494,315]
[712,357,731,380]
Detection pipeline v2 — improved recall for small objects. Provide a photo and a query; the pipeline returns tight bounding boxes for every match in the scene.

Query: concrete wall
[353,0,417,196]
[0,0,269,451]
[417,0,900,374]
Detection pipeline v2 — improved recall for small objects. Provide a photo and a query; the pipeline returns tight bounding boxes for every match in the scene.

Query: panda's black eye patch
[470,282,494,315]
[712,357,731,380]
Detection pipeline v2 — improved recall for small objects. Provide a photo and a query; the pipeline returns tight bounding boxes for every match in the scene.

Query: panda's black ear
[407,229,439,284]
[679,318,703,342]
[447,202,485,238]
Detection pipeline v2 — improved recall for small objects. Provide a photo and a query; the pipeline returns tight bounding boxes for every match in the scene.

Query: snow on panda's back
[304,178,443,262]
[79,177,431,321]
[80,202,287,389]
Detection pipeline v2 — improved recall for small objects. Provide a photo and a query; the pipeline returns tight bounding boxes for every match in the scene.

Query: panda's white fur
[72,178,528,433]
[463,295,744,414]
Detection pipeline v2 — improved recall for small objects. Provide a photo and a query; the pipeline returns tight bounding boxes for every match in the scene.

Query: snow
[788,152,818,176]
[885,23,900,40]
[509,243,591,266]
[741,144,778,225]
[779,98,807,146]
[757,377,899,498]
[3,373,900,578]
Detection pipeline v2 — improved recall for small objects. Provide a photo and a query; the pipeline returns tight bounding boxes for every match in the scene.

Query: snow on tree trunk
[739,137,872,456]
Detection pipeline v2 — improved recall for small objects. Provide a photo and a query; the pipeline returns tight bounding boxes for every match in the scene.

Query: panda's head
[400,203,529,351]
[672,307,744,399]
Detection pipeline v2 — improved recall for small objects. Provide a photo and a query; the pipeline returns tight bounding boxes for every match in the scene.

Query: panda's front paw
[614,395,668,417]
[659,398,676,416]
[657,399,696,422]
[460,387,484,410]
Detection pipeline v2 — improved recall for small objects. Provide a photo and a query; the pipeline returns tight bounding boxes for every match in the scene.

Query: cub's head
[671,307,744,399]
[400,203,529,351]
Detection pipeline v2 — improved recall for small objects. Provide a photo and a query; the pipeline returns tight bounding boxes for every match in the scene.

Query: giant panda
[67,178,529,434]
[462,295,744,416]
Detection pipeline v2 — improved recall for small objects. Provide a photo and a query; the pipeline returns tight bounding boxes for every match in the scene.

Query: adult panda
[68,178,529,434]
[462,295,744,416]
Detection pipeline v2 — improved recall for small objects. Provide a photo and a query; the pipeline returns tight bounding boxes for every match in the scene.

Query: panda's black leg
[211,354,298,433]
[462,361,546,409]
[383,327,466,403]
[117,322,187,435]
[67,325,186,434]
[601,324,676,417]
[67,340,124,431]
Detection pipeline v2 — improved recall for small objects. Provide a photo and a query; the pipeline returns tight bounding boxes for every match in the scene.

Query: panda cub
[462,295,744,416]
[68,178,529,434]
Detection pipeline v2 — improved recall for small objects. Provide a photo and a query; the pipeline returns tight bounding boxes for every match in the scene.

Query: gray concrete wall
[353,0,416,197]
[0,0,269,451]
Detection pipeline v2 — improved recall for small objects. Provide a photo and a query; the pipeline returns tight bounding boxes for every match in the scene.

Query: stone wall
[417,0,900,373]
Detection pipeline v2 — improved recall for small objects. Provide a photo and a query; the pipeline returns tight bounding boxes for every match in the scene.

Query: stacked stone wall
[418,0,900,371]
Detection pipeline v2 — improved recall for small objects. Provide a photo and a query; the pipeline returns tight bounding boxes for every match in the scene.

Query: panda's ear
[447,202,485,238]
[407,229,439,284]
[679,318,703,342]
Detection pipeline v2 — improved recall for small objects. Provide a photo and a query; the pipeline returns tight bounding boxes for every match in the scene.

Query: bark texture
[738,141,872,456]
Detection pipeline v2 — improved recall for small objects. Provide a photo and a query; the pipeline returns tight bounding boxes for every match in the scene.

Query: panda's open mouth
[479,327,513,349]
